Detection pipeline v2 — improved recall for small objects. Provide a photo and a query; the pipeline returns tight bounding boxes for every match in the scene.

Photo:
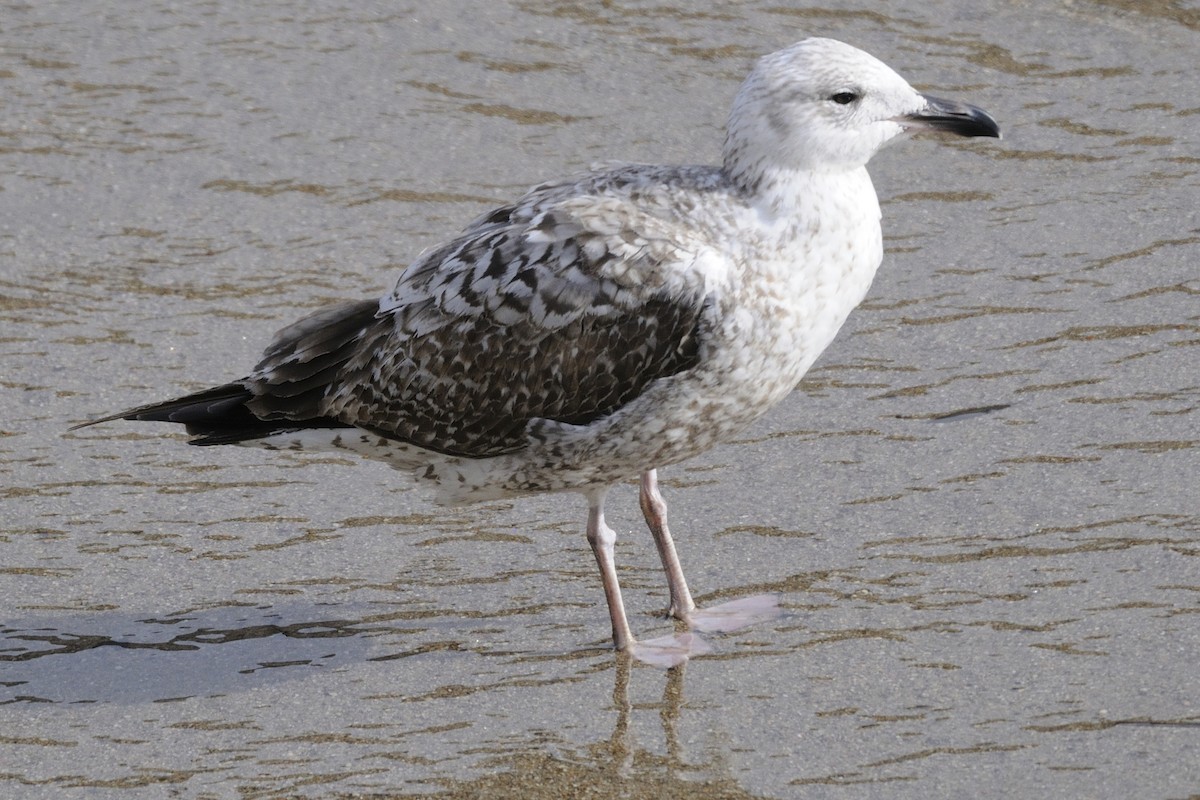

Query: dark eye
[830,91,860,105]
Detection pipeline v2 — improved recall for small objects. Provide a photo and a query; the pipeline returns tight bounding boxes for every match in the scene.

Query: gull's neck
[731,163,880,231]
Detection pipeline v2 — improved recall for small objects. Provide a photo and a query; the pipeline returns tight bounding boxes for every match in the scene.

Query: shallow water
[2,1,1197,798]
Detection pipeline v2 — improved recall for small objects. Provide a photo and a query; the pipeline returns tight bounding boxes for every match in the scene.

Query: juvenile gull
[73,39,1000,663]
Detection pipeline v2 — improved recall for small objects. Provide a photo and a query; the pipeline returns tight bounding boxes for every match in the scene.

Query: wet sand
[2,1,1197,797]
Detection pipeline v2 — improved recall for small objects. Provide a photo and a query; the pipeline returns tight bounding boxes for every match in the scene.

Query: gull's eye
[829,91,860,105]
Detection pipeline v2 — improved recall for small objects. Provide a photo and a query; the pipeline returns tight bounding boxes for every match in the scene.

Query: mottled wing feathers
[247,298,382,418]
[79,171,716,457]
[244,176,713,457]
[382,186,703,335]
[319,291,705,457]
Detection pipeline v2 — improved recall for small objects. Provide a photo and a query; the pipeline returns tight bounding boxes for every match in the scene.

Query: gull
[73,38,1000,664]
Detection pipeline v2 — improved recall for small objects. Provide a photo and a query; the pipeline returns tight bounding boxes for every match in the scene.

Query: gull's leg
[640,470,782,638]
[587,484,713,667]
[639,469,696,620]
[586,488,635,651]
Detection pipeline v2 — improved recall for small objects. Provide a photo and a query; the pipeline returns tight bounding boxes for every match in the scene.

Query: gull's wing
[241,173,720,457]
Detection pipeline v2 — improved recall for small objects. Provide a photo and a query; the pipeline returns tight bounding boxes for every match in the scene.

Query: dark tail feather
[70,298,379,445]
[69,382,253,429]
[69,382,351,445]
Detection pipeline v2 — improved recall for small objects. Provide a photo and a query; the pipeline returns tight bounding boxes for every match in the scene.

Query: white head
[723,38,999,189]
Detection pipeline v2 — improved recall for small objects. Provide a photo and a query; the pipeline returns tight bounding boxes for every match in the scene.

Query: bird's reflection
[574,650,765,796]
[604,651,690,777]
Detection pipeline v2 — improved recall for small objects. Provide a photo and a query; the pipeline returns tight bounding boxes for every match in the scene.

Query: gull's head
[723,38,999,187]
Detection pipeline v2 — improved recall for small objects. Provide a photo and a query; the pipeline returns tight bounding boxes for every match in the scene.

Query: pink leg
[585,488,635,651]
[584,484,715,667]
[639,469,696,620]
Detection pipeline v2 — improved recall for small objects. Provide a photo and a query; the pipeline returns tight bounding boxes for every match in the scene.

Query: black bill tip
[902,94,1001,139]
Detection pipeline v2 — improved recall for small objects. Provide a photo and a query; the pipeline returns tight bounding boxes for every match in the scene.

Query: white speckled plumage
[75,39,1000,661]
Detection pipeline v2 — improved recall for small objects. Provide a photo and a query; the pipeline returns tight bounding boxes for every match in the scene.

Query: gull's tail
[68,298,383,446]
[69,381,352,446]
